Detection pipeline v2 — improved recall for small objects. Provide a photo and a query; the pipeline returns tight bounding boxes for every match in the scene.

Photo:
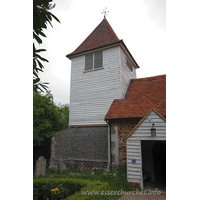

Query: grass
[42,165,133,199]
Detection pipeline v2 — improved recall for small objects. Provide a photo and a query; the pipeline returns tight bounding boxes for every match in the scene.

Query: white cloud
[142,0,166,32]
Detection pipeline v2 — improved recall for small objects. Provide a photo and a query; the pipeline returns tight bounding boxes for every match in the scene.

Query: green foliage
[33,178,84,200]
[115,163,127,176]
[56,103,69,130]
[68,180,110,200]
[102,165,117,180]
[33,43,49,93]
[33,91,69,169]
[33,91,62,147]
[45,164,131,197]
[33,0,60,93]
[33,178,109,200]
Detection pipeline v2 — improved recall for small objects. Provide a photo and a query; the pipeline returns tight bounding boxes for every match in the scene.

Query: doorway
[141,140,166,192]
[153,142,166,182]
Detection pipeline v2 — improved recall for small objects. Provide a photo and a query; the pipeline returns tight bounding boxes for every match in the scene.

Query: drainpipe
[106,120,112,170]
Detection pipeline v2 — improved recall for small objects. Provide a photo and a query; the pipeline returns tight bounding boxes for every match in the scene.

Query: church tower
[67,18,139,126]
[49,18,140,169]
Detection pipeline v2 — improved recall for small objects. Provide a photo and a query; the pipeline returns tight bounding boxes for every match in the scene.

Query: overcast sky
[38,0,166,105]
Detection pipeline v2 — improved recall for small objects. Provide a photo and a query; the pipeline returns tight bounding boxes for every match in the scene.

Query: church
[49,17,166,189]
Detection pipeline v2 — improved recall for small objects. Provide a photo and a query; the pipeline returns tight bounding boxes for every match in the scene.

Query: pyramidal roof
[67,18,121,57]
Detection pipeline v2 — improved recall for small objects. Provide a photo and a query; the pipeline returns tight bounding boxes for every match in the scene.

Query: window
[85,51,102,71]
[85,54,93,70]
[126,58,133,71]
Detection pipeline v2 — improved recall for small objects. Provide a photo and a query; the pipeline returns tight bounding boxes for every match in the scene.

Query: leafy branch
[33,0,60,93]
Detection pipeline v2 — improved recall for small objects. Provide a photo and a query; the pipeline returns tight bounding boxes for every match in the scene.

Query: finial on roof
[102,7,109,19]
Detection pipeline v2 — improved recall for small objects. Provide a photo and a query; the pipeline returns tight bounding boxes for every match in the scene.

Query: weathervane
[102,7,109,19]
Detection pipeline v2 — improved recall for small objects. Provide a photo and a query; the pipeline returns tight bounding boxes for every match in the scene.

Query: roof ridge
[104,18,119,41]
[133,74,166,80]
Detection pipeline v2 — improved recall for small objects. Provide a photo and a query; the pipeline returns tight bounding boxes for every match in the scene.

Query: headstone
[58,160,67,173]
[35,156,46,177]
[60,160,67,172]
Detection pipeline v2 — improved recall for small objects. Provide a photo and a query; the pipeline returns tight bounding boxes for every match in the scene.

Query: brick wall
[119,118,141,164]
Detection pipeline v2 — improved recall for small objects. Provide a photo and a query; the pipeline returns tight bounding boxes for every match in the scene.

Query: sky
[38,0,166,105]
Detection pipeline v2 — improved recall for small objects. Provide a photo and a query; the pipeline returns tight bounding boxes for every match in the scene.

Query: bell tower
[67,18,139,126]
[49,17,140,170]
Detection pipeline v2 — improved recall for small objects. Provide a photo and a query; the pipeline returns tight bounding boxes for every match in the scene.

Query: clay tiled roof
[67,18,120,57]
[105,75,166,120]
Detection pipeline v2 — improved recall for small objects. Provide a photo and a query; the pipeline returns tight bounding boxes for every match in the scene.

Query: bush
[102,164,126,180]
[33,178,110,200]
[33,178,84,200]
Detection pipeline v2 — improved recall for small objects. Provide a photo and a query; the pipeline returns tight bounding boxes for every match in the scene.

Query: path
[118,193,166,200]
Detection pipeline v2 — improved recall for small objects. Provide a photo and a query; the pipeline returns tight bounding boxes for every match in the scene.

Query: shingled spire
[67,18,121,58]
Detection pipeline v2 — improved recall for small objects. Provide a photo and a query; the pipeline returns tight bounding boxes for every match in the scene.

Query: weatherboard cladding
[105,74,166,120]
[124,108,166,141]
[126,109,166,189]
[69,45,137,126]
[120,48,137,98]
[69,46,122,125]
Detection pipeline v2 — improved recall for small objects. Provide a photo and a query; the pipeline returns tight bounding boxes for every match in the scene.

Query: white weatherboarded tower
[67,18,139,126]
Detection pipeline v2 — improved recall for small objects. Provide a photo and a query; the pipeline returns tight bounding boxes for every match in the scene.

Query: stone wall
[49,126,108,169]
[49,119,142,169]
[119,118,141,164]
[109,119,141,165]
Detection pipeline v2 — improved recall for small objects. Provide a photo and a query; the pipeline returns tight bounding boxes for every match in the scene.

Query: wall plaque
[132,159,136,164]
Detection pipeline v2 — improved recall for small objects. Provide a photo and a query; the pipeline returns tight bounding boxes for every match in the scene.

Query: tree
[33,0,60,93]
[33,91,69,168]
[57,103,69,129]
[33,91,62,147]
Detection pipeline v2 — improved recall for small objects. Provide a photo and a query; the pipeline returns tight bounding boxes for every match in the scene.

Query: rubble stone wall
[49,126,108,169]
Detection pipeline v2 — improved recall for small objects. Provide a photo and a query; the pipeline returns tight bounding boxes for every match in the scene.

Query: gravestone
[60,161,67,171]
[35,156,46,177]
[58,160,67,173]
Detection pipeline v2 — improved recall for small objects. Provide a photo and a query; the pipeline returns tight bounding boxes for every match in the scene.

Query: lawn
[34,164,135,200]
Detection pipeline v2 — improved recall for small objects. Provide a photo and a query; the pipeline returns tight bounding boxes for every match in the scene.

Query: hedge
[33,178,110,200]
[68,180,110,200]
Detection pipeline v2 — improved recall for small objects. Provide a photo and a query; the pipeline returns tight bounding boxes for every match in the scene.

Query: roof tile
[67,18,120,57]
[105,75,166,119]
